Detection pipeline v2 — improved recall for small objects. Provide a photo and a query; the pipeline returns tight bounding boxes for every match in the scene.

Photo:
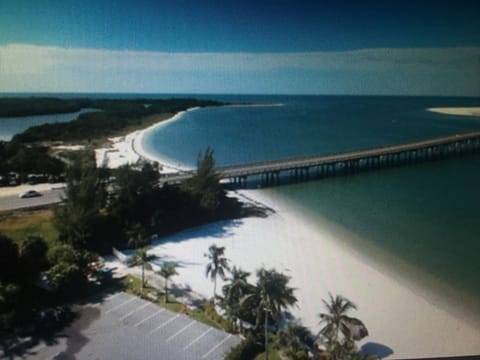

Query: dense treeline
[0,98,85,117]
[0,141,65,179]
[0,97,224,117]
[6,98,225,143]
[53,149,243,254]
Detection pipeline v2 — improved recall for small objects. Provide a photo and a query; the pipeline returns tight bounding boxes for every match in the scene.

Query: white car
[19,190,42,198]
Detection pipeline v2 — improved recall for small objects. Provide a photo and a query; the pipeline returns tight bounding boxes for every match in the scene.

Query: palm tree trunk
[164,280,168,303]
[213,275,217,303]
[265,309,269,360]
[141,263,144,294]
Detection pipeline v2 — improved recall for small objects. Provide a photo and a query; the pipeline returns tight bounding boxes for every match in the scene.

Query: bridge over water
[160,130,480,187]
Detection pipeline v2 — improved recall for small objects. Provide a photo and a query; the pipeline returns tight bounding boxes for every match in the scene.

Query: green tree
[46,243,97,293]
[318,294,369,359]
[220,266,254,331]
[274,324,312,360]
[126,223,149,249]
[129,247,158,294]
[157,262,178,303]
[46,262,83,292]
[47,243,81,265]
[54,150,106,250]
[255,268,297,360]
[19,236,48,278]
[205,244,229,302]
[0,282,21,334]
[183,147,224,210]
[0,235,19,283]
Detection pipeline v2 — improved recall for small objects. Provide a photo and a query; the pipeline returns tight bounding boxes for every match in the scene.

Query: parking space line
[201,334,232,359]
[119,302,151,321]
[183,327,213,350]
[166,320,195,342]
[105,297,136,314]
[133,308,165,327]
[149,314,181,334]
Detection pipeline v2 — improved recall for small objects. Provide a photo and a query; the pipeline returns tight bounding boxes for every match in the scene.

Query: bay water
[0,108,97,141]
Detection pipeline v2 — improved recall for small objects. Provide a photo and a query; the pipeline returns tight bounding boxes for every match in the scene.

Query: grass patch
[119,275,185,313]
[119,275,232,331]
[0,208,58,245]
[191,301,231,331]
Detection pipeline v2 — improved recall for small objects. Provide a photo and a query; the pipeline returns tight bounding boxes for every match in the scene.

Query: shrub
[225,335,263,360]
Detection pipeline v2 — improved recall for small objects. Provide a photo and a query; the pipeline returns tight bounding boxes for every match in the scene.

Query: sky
[0,0,479,95]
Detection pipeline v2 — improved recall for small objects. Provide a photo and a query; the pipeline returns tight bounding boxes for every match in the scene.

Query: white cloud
[0,43,479,95]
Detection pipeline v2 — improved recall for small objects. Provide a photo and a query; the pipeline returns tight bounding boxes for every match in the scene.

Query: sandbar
[427,107,480,117]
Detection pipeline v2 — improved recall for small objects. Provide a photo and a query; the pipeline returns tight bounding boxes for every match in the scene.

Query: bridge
[159,130,480,187]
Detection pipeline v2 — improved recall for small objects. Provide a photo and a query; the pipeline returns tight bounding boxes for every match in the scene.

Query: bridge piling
[166,131,480,189]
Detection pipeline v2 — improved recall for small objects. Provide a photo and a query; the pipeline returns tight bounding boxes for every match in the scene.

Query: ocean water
[142,95,480,309]
[143,95,480,166]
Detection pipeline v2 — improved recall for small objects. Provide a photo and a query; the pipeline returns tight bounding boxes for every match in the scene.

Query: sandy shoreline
[95,103,285,172]
[95,108,199,172]
[97,108,480,358]
[147,189,480,359]
[427,107,480,117]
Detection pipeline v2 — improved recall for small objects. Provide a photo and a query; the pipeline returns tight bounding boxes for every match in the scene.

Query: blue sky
[0,0,479,95]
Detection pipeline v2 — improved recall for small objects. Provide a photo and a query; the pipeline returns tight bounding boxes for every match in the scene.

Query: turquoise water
[266,156,480,304]
[143,96,480,166]
[143,95,480,308]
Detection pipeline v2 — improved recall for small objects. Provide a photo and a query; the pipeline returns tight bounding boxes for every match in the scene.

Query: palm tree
[126,222,148,249]
[158,262,178,303]
[128,247,158,294]
[255,268,297,360]
[221,266,253,331]
[274,324,312,359]
[318,294,368,355]
[204,244,229,302]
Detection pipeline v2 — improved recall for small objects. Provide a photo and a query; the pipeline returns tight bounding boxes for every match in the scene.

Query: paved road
[14,291,241,360]
[0,189,64,211]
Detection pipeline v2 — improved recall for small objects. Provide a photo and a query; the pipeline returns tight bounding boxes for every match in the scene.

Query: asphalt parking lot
[28,291,242,360]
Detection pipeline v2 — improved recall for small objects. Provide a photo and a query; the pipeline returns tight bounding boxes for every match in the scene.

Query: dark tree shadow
[169,283,205,308]
[0,317,72,359]
[152,219,245,246]
[360,342,394,358]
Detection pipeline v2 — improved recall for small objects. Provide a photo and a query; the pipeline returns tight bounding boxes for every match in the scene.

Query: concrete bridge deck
[160,130,480,186]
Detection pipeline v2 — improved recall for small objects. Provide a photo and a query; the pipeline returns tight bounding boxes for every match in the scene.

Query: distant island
[2,97,227,144]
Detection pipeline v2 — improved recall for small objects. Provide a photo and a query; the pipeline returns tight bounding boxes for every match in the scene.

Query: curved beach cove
[132,96,480,358]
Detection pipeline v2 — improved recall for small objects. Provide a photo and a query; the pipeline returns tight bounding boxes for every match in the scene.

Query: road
[0,188,64,211]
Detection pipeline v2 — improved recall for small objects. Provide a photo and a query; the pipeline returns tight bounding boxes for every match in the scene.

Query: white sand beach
[98,112,480,358]
[146,189,480,359]
[428,107,480,117]
[95,108,199,172]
